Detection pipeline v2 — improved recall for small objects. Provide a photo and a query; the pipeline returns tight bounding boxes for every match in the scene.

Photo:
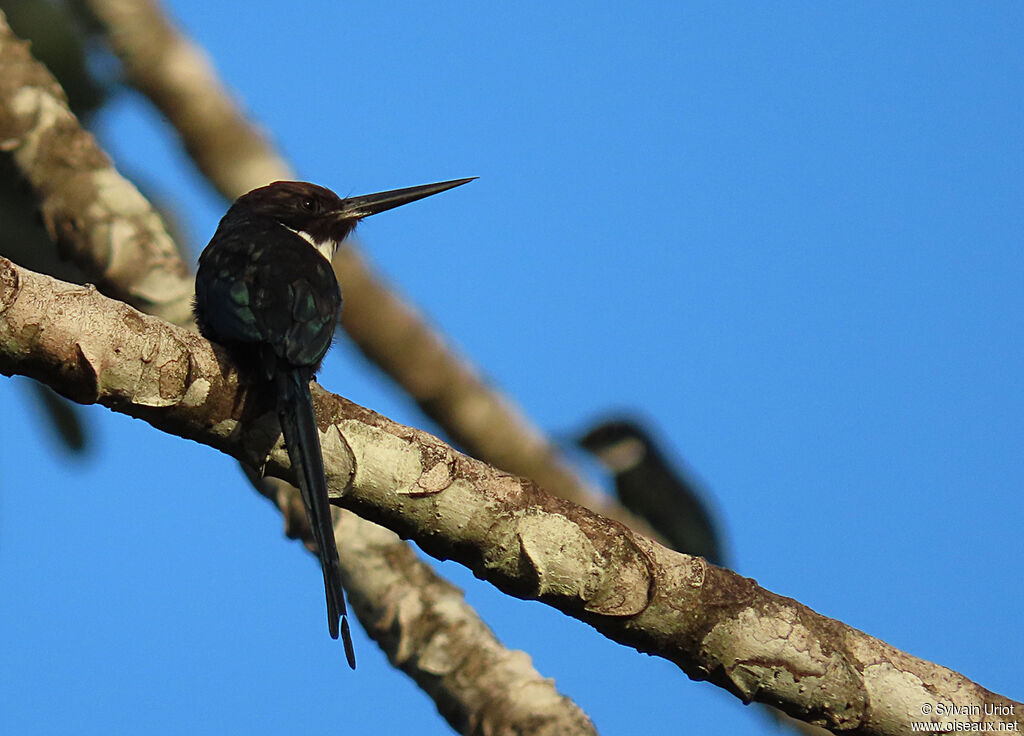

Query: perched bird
[577,418,727,567]
[194,177,473,667]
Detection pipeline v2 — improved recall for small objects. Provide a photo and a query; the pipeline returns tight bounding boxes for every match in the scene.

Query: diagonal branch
[2,257,1018,736]
[0,11,193,326]
[78,0,285,199]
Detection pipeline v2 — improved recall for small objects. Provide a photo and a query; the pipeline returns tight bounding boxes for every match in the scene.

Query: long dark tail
[277,368,356,669]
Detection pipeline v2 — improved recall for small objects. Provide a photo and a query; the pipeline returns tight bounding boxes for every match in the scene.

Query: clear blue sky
[2,2,1021,733]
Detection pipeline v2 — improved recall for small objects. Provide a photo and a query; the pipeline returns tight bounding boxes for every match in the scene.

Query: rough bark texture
[0,11,193,326]
[2,257,1019,736]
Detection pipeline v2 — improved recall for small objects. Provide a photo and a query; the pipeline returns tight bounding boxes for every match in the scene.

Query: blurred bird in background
[577,417,728,567]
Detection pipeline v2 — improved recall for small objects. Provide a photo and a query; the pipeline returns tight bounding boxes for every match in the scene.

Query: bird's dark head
[577,418,651,472]
[230,181,350,241]
[224,177,476,261]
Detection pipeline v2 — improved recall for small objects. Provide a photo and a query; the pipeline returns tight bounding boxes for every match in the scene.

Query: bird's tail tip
[342,617,356,669]
[326,584,355,668]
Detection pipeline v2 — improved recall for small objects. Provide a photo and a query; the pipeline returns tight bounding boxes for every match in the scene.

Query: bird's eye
[302,198,317,211]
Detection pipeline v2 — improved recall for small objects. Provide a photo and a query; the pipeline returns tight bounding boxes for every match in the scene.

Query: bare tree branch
[2,256,1018,736]
[79,0,657,536]
[0,10,193,326]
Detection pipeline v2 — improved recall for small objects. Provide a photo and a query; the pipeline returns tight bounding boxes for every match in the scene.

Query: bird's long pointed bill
[338,177,476,218]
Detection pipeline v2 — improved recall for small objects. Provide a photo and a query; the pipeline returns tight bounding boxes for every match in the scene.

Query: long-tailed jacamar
[194,177,473,668]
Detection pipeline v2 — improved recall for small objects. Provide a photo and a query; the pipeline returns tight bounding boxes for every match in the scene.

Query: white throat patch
[595,437,646,473]
[285,225,338,263]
